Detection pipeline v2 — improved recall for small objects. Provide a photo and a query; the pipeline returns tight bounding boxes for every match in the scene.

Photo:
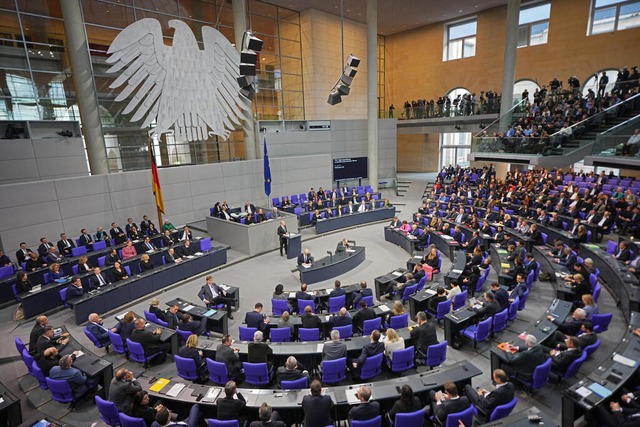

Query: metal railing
[473,98,528,138]
[591,114,640,157]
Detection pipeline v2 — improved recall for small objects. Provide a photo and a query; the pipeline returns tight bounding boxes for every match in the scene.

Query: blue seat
[592,283,602,303]
[512,357,551,394]
[386,346,414,373]
[352,415,381,427]
[395,409,425,426]
[71,246,87,257]
[332,324,353,338]
[328,295,346,313]
[388,313,409,329]
[556,351,587,380]
[207,419,239,427]
[59,288,70,308]
[199,238,212,252]
[321,357,347,384]
[126,338,163,368]
[508,297,519,322]
[591,313,613,333]
[401,284,418,303]
[584,338,601,358]
[492,309,508,335]
[487,397,517,422]
[361,295,374,307]
[270,327,292,342]
[272,299,290,316]
[239,326,257,341]
[206,358,237,385]
[362,317,382,335]
[297,299,316,313]
[46,378,80,406]
[98,256,106,267]
[428,300,451,324]
[280,377,308,390]
[95,396,119,426]
[299,328,321,341]
[31,361,48,390]
[452,290,467,310]
[108,330,127,355]
[11,284,22,303]
[443,404,474,427]
[425,340,447,370]
[15,336,27,355]
[243,362,272,386]
[83,326,106,350]
[175,355,200,381]
[517,289,530,311]
[119,413,147,427]
[359,352,383,380]
[461,317,492,350]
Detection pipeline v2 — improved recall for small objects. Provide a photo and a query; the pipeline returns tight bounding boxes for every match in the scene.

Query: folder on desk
[588,382,612,398]
[166,383,186,397]
[149,378,170,392]
[202,309,217,317]
[501,263,510,269]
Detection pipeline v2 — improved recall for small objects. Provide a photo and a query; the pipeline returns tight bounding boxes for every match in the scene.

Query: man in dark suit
[179,313,206,335]
[352,300,376,332]
[596,211,615,234]
[348,386,380,423]
[247,330,273,364]
[464,369,515,419]
[165,304,180,330]
[86,313,111,346]
[198,275,234,319]
[37,238,54,257]
[244,202,256,215]
[548,336,583,377]
[295,283,314,313]
[16,242,34,265]
[545,308,586,347]
[329,279,346,298]
[141,236,157,252]
[302,380,334,427]
[109,222,126,242]
[426,382,471,426]
[501,334,546,379]
[178,240,196,258]
[351,281,373,309]
[555,247,578,270]
[125,218,138,237]
[411,311,439,357]
[108,368,142,412]
[472,291,501,320]
[301,305,322,329]
[615,241,632,262]
[245,302,270,336]
[65,277,85,300]
[78,229,93,247]
[139,215,154,235]
[29,315,50,354]
[215,335,243,379]
[88,267,109,289]
[389,217,402,228]
[297,248,313,266]
[462,231,480,253]
[352,330,384,378]
[276,356,309,387]
[336,238,350,253]
[329,308,352,327]
[490,282,509,311]
[217,380,247,422]
[178,226,193,242]
[129,318,171,357]
[161,230,175,247]
[277,221,289,256]
[56,233,76,256]
[36,326,69,356]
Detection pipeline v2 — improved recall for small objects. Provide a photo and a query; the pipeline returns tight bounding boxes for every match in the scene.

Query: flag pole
[147,134,163,226]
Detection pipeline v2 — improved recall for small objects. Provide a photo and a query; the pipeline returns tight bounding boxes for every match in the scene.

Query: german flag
[151,151,165,214]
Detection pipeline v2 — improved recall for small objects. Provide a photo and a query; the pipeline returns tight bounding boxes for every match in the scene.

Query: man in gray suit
[109,368,141,412]
[322,330,347,360]
[501,334,546,380]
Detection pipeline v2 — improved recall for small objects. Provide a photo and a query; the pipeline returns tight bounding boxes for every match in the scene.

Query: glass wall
[440,132,471,169]
[0,0,302,172]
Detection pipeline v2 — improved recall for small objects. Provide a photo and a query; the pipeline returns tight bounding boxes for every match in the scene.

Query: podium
[286,233,302,260]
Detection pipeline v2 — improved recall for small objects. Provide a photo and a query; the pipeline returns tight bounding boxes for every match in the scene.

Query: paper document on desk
[201,387,220,402]
[424,289,437,296]
[74,351,84,358]
[195,252,203,256]
[317,343,324,352]
[346,249,355,252]
[391,271,403,278]
[378,305,390,312]
[613,353,638,368]
[183,305,195,311]
[575,386,592,398]
[166,383,186,397]
[289,292,296,298]
[301,264,311,268]
[451,269,463,274]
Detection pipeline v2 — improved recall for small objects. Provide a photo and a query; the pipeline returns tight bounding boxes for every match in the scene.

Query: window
[582,69,619,96]
[513,79,541,102]
[590,0,640,35]
[440,133,471,169]
[444,19,476,61]
[518,2,551,47]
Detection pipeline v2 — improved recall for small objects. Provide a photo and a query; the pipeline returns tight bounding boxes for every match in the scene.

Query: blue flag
[263,136,272,196]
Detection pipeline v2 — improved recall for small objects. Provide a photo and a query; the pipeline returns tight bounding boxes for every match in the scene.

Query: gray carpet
[1,172,625,426]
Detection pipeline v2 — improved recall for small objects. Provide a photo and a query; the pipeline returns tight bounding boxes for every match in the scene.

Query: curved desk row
[561,311,640,427]
[298,247,366,284]
[20,238,221,319]
[314,207,396,234]
[69,245,229,324]
[578,243,640,321]
[383,227,416,255]
[138,360,481,424]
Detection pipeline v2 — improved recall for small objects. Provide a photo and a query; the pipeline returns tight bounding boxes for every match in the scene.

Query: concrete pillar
[367,0,378,191]
[499,0,521,130]
[232,0,257,160]
[60,0,109,174]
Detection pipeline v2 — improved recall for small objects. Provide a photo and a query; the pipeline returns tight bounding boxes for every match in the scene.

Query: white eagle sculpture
[106,18,250,142]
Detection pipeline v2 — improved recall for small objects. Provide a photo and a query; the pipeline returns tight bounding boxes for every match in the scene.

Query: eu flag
[263,136,272,196]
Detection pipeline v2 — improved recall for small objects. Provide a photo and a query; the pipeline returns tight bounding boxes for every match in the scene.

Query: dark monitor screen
[333,157,368,181]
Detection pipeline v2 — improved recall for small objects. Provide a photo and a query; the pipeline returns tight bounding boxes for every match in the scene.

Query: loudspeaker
[237,75,254,88]
[240,49,257,65]
[240,63,257,76]
[327,91,342,105]
[340,74,353,86]
[246,35,264,52]
[240,87,255,100]
[337,84,350,96]
[347,54,360,68]
[344,66,357,78]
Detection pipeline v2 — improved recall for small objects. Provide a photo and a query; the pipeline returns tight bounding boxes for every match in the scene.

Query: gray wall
[0,154,331,255]
[0,121,89,184]
[260,119,397,187]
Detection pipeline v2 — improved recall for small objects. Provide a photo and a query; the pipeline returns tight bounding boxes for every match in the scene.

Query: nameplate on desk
[391,271,403,278]
[202,387,221,402]
[195,252,204,256]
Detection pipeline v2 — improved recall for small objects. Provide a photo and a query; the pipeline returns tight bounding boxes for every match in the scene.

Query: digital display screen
[333,157,368,181]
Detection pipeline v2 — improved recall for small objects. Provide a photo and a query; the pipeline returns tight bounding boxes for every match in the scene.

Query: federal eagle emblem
[106,18,250,142]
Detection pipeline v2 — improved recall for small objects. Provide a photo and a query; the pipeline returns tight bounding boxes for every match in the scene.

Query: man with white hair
[247,330,273,365]
[322,329,347,360]
[501,334,545,379]
[275,356,309,387]
[544,308,586,348]
[87,312,112,347]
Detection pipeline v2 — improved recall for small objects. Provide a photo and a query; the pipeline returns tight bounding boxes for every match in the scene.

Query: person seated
[45,246,64,264]
[49,263,65,281]
[179,313,206,335]
[491,282,509,311]
[163,247,181,264]
[410,311,438,357]
[36,347,62,377]
[272,284,288,300]
[121,240,137,260]
[178,334,207,380]
[348,386,380,424]
[215,335,243,380]
[128,226,144,241]
[301,305,321,329]
[428,286,448,313]
[501,334,546,381]
[25,252,47,272]
[322,329,347,360]
[76,255,92,273]
[56,233,76,256]
[276,356,309,388]
[382,328,405,360]
[614,241,632,262]
[113,311,136,341]
[351,330,384,378]
[112,261,129,281]
[554,247,577,270]
[565,273,591,303]
[109,368,142,413]
[148,298,166,322]
[543,308,586,348]
[581,294,598,319]
[129,390,164,427]
[155,404,200,427]
[249,403,287,427]
[329,307,352,327]
[245,302,270,335]
[65,276,84,299]
[297,248,313,266]
[471,291,501,321]
[464,369,514,419]
[162,219,176,233]
[248,330,273,365]
[217,381,246,422]
[351,280,373,309]
[161,230,175,247]
[335,238,351,253]
[547,336,583,379]
[425,382,471,426]
[352,300,376,332]
[508,274,528,301]
[87,312,111,347]
[302,380,334,427]
[49,354,96,398]
[95,226,111,243]
[130,318,171,358]
[105,248,120,266]
[139,254,154,271]
[387,385,422,423]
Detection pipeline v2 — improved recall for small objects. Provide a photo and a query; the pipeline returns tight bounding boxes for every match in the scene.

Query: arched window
[513,79,540,103]
[446,87,471,99]
[582,69,618,97]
